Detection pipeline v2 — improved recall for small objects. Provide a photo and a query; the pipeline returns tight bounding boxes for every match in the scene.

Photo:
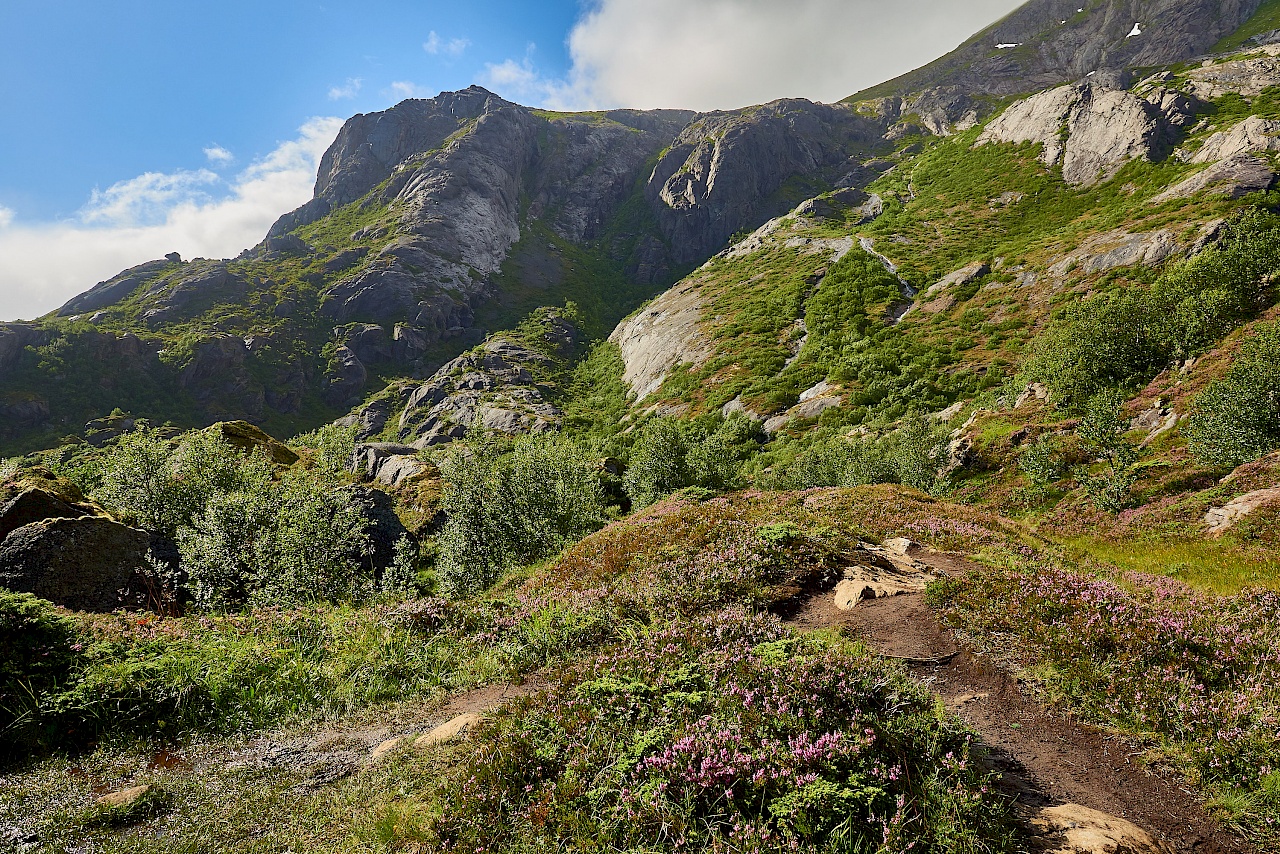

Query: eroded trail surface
[783,549,1252,854]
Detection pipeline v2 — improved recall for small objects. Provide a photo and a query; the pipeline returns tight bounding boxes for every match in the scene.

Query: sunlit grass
[1064,535,1280,594]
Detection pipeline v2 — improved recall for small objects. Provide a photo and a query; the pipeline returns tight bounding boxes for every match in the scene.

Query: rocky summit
[5,2,1280,852]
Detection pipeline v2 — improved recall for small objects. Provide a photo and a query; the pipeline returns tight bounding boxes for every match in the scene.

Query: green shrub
[623,414,764,508]
[1019,434,1067,486]
[623,418,692,507]
[1029,209,1280,407]
[437,433,607,597]
[179,469,372,610]
[1188,322,1280,468]
[96,428,262,536]
[0,591,84,754]
[1077,390,1139,512]
[767,418,952,495]
[291,422,358,481]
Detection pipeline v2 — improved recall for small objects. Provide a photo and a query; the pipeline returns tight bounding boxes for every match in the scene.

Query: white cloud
[480,44,566,105]
[487,0,1023,112]
[0,206,13,229]
[204,145,234,165]
[0,117,344,322]
[387,80,433,100]
[424,31,470,57]
[80,169,221,227]
[328,77,363,100]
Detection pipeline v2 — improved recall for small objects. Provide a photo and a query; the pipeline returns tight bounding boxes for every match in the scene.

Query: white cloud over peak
[424,31,470,57]
[0,117,343,321]
[328,77,363,100]
[0,206,14,229]
[204,144,234,165]
[480,45,570,105]
[484,0,1021,112]
[387,80,434,100]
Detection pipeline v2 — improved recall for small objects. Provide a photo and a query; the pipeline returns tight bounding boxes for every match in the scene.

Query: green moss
[1213,0,1280,53]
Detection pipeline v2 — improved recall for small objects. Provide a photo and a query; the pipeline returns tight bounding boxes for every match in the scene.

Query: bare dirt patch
[783,547,1253,854]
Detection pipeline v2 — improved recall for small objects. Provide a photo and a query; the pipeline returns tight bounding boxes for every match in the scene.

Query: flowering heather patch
[419,609,1014,853]
[931,565,1280,843]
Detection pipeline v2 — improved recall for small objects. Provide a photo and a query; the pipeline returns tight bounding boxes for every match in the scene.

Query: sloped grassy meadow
[4,487,1028,853]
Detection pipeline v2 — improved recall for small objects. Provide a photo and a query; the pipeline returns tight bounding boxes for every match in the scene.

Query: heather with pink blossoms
[932,564,1280,842]
[426,608,1013,853]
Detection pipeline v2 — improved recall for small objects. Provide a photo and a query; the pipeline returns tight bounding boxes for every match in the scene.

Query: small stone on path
[95,785,151,809]
[1027,803,1171,854]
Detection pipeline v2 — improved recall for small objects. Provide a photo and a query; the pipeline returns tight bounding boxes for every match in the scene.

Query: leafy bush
[0,592,83,753]
[1188,322,1280,468]
[291,422,358,480]
[380,535,421,597]
[767,418,953,495]
[91,427,373,610]
[623,414,764,508]
[1077,390,1139,512]
[179,469,372,610]
[437,434,607,597]
[419,609,1013,853]
[1018,434,1067,486]
[1029,210,1280,407]
[96,428,257,536]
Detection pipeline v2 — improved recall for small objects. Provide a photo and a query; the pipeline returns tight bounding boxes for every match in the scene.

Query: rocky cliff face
[645,100,884,265]
[857,0,1265,121]
[2,85,907,451]
[976,79,1195,184]
[7,1,1278,454]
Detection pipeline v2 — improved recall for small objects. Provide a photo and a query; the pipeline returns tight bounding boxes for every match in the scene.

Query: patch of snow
[1128,22,1142,38]
[996,43,1021,49]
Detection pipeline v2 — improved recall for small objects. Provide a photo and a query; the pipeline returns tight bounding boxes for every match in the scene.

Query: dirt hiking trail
[780,547,1252,854]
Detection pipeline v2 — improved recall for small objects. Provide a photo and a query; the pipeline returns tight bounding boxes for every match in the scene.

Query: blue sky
[1,0,579,221]
[0,0,1023,320]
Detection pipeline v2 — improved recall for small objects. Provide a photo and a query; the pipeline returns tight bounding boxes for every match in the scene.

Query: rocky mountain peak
[857,0,1266,103]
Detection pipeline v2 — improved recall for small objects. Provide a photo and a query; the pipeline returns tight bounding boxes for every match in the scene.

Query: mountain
[7,4,1280,849]
[0,89,890,452]
[1,0,1279,459]
[854,0,1270,133]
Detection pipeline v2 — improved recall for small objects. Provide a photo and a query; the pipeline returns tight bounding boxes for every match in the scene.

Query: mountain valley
[4,1,1280,852]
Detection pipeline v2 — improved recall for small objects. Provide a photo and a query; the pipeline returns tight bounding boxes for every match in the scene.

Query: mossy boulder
[0,517,151,612]
[210,421,300,466]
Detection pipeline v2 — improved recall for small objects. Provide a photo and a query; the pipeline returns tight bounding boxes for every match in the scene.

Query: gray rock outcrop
[393,310,580,447]
[1204,486,1280,535]
[977,82,1189,185]
[0,517,151,612]
[609,281,712,402]
[1188,116,1280,163]
[924,262,990,298]
[0,489,90,540]
[861,0,1265,103]
[1047,228,1182,277]
[645,100,882,265]
[0,324,52,373]
[56,258,177,317]
[339,486,415,574]
[352,443,425,488]
[139,262,255,327]
[178,336,266,422]
[1151,153,1277,202]
[1181,42,1280,99]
